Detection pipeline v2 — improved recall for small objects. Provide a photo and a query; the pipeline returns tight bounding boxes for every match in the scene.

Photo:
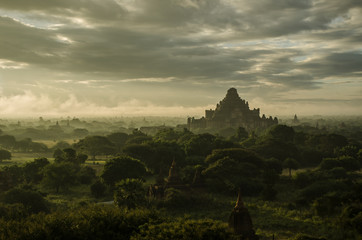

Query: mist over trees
[0,116,361,239]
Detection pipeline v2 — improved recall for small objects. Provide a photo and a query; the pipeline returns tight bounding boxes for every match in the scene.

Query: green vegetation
[0,117,361,239]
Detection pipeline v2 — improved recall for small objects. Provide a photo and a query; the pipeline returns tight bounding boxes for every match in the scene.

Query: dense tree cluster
[0,122,361,240]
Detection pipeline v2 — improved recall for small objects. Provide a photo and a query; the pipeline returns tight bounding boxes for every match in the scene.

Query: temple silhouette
[187,88,278,131]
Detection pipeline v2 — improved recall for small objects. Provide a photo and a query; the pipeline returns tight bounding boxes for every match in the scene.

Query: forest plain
[0,115,361,240]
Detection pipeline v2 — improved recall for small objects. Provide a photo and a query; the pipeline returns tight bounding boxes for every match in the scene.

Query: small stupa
[229,190,259,239]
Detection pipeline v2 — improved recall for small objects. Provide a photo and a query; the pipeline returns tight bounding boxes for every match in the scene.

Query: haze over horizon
[0,0,361,118]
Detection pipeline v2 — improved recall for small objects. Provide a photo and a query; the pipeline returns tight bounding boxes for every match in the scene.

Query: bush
[261,186,277,201]
[101,156,147,186]
[0,203,28,220]
[90,180,107,198]
[131,218,234,240]
[319,158,340,170]
[114,179,146,209]
[0,205,159,240]
[0,149,11,162]
[2,187,49,214]
[79,166,96,184]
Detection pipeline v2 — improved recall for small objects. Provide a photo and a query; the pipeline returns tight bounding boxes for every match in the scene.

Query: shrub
[2,187,49,214]
[114,179,146,209]
[131,218,234,240]
[90,180,107,198]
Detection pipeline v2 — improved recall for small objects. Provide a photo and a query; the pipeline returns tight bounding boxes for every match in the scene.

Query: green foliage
[268,124,295,142]
[293,233,327,240]
[334,145,359,158]
[306,134,348,156]
[299,148,324,167]
[72,128,89,138]
[262,169,280,186]
[319,158,339,170]
[340,203,362,236]
[90,179,107,198]
[296,180,350,206]
[232,127,249,141]
[252,138,300,161]
[23,158,50,183]
[107,132,129,152]
[101,156,147,186]
[132,218,234,240]
[75,136,115,159]
[0,205,158,240]
[2,187,49,214]
[319,156,360,171]
[283,158,299,177]
[312,192,342,217]
[261,186,277,201]
[203,151,264,195]
[0,135,16,150]
[78,166,96,184]
[338,155,360,171]
[0,165,24,189]
[205,148,264,168]
[114,178,146,209]
[54,148,88,165]
[0,149,11,162]
[184,133,234,157]
[153,128,183,142]
[124,141,185,174]
[42,162,78,193]
[264,158,283,174]
[0,203,28,220]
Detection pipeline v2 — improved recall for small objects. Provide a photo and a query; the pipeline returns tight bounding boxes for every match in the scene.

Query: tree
[72,128,89,138]
[78,166,96,184]
[184,133,217,157]
[202,156,262,195]
[339,156,360,171]
[0,165,23,188]
[267,124,295,142]
[319,157,340,170]
[42,162,78,193]
[230,127,249,142]
[90,179,107,198]
[0,149,11,162]
[114,178,146,209]
[124,142,185,174]
[0,135,16,150]
[3,187,49,214]
[75,136,115,159]
[107,132,129,152]
[101,156,147,186]
[264,158,283,175]
[283,158,299,178]
[153,128,181,142]
[23,158,50,183]
[205,148,264,168]
[54,148,88,165]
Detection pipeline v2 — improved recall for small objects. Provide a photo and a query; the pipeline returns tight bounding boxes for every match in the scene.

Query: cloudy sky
[0,0,361,118]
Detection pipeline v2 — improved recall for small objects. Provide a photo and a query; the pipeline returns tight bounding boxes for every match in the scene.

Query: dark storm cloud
[300,52,362,78]
[0,16,64,64]
[0,0,361,91]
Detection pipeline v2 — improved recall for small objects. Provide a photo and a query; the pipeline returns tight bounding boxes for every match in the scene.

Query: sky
[0,0,361,118]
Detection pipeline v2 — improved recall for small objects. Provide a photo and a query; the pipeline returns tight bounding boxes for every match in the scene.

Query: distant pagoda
[187,88,278,131]
[229,190,259,239]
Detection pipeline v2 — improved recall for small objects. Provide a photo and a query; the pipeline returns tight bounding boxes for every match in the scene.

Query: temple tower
[229,190,259,239]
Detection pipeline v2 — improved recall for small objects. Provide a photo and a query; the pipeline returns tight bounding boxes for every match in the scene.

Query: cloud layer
[0,0,361,117]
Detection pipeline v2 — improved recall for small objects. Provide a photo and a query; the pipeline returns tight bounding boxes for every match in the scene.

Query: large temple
[187,88,278,131]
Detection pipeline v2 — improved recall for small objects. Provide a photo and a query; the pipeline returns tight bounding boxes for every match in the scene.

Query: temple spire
[235,189,244,209]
